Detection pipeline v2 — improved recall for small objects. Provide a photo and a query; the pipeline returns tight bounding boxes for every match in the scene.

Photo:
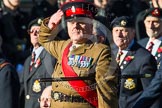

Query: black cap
[110,16,134,29]
[61,0,98,20]
[144,8,162,19]
[28,18,43,30]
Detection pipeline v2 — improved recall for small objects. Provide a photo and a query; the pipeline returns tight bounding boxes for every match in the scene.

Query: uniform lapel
[26,49,45,81]
[24,57,32,80]
[155,42,162,68]
[120,51,135,70]
[120,42,137,70]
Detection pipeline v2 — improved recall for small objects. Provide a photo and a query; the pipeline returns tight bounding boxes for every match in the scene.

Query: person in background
[19,18,57,108]
[135,0,162,40]
[38,1,118,108]
[132,7,162,108]
[138,8,162,69]
[111,16,157,108]
[30,0,59,21]
[0,0,30,70]
[132,60,162,108]
[39,85,52,108]
[0,34,20,108]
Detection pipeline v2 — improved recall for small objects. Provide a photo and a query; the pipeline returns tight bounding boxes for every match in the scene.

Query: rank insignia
[120,20,127,26]
[124,78,135,90]
[32,80,41,93]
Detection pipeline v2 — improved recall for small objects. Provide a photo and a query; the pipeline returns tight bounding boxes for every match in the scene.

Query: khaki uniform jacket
[38,18,118,108]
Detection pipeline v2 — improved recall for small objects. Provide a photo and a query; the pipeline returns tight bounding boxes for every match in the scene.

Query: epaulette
[0,61,11,69]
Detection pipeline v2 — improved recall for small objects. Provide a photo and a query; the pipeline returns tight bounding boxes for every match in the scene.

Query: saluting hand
[48,9,64,30]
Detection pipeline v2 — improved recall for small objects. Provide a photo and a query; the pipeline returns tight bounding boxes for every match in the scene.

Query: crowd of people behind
[0,0,162,108]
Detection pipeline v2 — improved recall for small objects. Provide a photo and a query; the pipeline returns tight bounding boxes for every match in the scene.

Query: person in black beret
[111,16,157,108]
[138,8,162,66]
[27,18,44,31]
[38,0,119,108]
[19,18,57,108]
[133,7,162,108]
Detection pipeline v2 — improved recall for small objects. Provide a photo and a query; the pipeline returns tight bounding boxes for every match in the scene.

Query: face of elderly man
[144,16,162,39]
[29,25,40,48]
[67,18,93,44]
[112,26,135,50]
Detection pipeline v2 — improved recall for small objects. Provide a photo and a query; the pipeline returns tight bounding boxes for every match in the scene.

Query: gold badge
[120,20,127,26]
[124,78,135,90]
[37,19,42,25]
[32,80,41,93]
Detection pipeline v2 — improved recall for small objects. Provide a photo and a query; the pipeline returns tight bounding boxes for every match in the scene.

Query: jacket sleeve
[133,61,162,108]
[140,53,157,88]
[95,46,118,108]
[38,18,68,59]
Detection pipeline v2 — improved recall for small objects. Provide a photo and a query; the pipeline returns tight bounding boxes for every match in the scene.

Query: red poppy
[157,47,162,53]
[35,58,41,68]
[125,56,134,62]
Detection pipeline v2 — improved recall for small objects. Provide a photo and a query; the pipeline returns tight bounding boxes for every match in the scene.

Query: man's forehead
[113,26,131,30]
[145,16,161,21]
[66,17,93,24]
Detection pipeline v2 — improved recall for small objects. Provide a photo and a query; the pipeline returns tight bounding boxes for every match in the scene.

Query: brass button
[53,93,59,101]
[26,95,30,99]
[59,71,62,74]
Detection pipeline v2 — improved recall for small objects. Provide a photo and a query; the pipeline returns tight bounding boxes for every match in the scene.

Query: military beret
[28,18,43,30]
[61,0,98,20]
[144,8,162,19]
[110,16,134,29]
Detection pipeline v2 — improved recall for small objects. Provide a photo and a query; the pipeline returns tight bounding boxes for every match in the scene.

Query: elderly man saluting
[38,0,118,108]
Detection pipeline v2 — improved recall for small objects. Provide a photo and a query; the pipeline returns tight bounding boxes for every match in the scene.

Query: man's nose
[33,30,39,35]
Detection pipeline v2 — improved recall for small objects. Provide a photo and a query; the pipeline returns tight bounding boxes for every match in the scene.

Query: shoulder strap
[0,59,11,70]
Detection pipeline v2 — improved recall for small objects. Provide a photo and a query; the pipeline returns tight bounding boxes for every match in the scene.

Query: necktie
[147,42,154,52]
[116,51,123,64]
[29,52,35,72]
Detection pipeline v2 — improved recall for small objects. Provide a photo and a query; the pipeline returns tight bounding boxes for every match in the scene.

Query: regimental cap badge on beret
[37,18,43,25]
[144,8,162,18]
[110,16,134,29]
[28,18,43,30]
[120,20,127,26]
[61,1,98,19]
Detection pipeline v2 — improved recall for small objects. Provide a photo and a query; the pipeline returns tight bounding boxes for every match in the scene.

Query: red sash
[62,43,98,108]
